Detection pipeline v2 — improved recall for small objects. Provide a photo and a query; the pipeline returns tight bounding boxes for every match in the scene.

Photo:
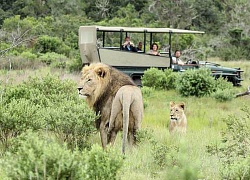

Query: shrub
[0,131,82,179]
[0,99,45,149]
[135,128,154,144]
[212,77,235,102]
[0,131,123,179]
[34,35,71,56]
[212,89,235,102]
[80,144,124,180]
[164,68,178,89]
[207,106,250,179]
[218,46,246,61]
[20,51,37,60]
[67,57,82,72]
[39,52,68,68]
[151,142,201,179]
[142,68,177,90]
[176,68,215,97]
[1,75,97,149]
[34,35,61,53]
[43,100,97,149]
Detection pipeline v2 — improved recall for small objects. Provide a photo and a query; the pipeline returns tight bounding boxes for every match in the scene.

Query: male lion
[169,101,187,134]
[77,63,143,154]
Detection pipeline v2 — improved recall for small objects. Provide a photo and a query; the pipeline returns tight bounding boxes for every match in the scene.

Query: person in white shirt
[172,50,184,65]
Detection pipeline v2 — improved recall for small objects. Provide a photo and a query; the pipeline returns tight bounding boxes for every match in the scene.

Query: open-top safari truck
[78,26,243,86]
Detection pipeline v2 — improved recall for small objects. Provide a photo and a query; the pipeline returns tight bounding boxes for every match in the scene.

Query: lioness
[78,63,143,154]
[169,101,187,134]
[107,85,143,154]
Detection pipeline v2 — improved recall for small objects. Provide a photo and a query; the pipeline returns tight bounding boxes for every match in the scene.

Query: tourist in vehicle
[137,41,143,52]
[148,43,160,56]
[122,36,137,52]
[172,50,184,65]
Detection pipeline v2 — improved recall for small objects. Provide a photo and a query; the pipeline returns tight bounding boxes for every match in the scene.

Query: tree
[192,0,226,34]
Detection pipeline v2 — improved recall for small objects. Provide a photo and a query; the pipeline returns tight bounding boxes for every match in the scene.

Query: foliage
[135,128,154,144]
[0,99,45,149]
[192,0,226,34]
[207,106,250,180]
[67,56,83,72]
[172,34,195,51]
[218,46,246,61]
[34,35,70,56]
[0,131,82,179]
[0,131,123,179]
[212,77,235,102]
[39,52,68,68]
[20,51,37,60]
[42,100,97,149]
[0,75,97,149]
[81,144,124,180]
[142,68,177,90]
[151,141,201,179]
[176,68,215,97]
[212,89,235,102]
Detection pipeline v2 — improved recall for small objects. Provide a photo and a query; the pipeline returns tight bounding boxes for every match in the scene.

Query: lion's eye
[87,78,92,82]
[176,109,178,112]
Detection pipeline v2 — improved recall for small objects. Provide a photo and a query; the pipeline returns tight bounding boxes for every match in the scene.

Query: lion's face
[170,101,185,121]
[78,63,110,106]
[78,70,99,99]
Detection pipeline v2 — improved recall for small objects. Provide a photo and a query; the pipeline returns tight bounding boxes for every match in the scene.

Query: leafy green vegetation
[0,74,97,150]
[0,131,123,179]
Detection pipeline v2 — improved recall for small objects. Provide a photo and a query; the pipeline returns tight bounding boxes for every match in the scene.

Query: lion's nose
[77,87,83,92]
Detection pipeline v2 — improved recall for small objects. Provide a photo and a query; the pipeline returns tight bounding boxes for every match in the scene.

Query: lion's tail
[122,95,131,155]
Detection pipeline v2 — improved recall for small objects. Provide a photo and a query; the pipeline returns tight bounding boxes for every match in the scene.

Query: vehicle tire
[133,77,142,87]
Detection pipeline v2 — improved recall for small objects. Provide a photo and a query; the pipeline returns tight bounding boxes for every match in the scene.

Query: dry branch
[235,86,250,97]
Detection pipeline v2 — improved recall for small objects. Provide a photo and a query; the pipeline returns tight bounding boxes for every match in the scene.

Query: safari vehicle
[78,26,243,86]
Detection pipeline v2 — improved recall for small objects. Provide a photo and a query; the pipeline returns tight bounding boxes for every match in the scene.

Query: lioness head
[78,63,111,107]
[170,101,185,121]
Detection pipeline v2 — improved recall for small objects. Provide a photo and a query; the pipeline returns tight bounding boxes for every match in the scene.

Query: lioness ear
[170,101,175,107]
[95,67,107,78]
[179,102,185,110]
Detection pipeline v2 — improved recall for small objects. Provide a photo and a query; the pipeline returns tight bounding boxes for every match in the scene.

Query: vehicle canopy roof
[90,26,205,34]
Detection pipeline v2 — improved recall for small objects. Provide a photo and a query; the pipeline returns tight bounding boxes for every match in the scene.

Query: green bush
[81,144,124,180]
[0,99,45,149]
[142,68,177,90]
[212,77,235,102]
[212,89,235,102]
[39,52,68,68]
[0,131,124,179]
[0,131,82,179]
[34,35,71,56]
[34,35,61,53]
[176,68,215,97]
[1,75,97,149]
[141,86,155,109]
[43,100,97,149]
[20,51,37,60]
[218,46,246,61]
[207,106,250,180]
[163,69,178,89]
[135,128,153,144]
[151,142,201,179]
[67,57,83,72]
